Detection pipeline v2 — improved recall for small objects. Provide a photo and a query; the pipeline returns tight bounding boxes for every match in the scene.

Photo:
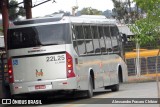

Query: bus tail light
[66,52,75,78]
[8,58,14,83]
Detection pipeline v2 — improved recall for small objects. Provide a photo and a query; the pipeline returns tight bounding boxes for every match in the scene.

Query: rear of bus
[7,22,77,95]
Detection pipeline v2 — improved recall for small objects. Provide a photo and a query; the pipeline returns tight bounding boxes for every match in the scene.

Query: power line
[32,0,55,8]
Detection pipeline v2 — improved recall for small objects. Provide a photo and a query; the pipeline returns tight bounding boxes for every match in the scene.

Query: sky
[17,0,114,17]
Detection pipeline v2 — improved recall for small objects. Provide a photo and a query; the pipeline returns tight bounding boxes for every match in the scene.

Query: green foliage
[112,0,142,24]
[8,0,25,21]
[129,19,159,46]
[0,27,3,32]
[0,0,25,21]
[134,0,160,12]
[80,7,102,15]
[129,0,160,46]
[112,0,127,21]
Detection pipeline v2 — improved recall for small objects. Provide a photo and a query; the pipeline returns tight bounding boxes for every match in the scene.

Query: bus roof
[117,24,134,36]
[11,14,117,28]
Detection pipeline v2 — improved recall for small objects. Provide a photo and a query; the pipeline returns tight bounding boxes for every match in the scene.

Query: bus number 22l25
[46,55,65,62]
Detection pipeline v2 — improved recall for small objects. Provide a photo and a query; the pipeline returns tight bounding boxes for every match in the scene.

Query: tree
[130,0,160,46]
[80,7,102,15]
[129,0,160,98]
[0,0,25,21]
[112,0,142,24]
[9,0,25,21]
[112,0,128,23]
[103,9,112,18]
[46,10,71,17]
[58,10,71,16]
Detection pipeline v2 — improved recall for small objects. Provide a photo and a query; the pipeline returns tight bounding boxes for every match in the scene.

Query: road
[4,82,159,107]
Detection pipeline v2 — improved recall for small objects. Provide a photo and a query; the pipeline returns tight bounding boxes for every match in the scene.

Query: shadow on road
[7,90,113,106]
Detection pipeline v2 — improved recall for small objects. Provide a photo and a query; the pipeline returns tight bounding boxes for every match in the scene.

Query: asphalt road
[4,82,159,107]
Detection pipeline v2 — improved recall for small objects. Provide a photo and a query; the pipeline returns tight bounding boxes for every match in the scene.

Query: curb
[127,75,157,83]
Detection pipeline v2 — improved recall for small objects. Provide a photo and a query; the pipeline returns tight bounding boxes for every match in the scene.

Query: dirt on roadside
[127,74,159,83]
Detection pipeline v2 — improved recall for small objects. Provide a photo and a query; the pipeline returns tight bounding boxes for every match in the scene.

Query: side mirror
[120,33,128,44]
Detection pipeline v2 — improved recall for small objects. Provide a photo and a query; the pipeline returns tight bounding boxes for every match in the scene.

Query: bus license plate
[35,85,46,90]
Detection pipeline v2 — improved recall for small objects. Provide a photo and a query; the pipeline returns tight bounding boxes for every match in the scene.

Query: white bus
[7,15,128,98]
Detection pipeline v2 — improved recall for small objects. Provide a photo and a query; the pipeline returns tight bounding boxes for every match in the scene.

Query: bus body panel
[12,53,66,82]
[120,60,128,82]
[9,44,80,95]
[10,78,77,95]
[66,44,104,90]
[76,56,102,89]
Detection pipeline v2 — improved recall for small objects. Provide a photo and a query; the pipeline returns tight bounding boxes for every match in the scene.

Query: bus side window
[74,25,86,56]
[98,26,107,53]
[83,25,94,54]
[72,25,79,54]
[104,26,112,53]
[91,26,101,54]
[75,25,85,39]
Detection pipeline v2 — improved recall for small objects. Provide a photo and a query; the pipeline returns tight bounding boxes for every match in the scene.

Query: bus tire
[86,77,93,98]
[111,84,119,92]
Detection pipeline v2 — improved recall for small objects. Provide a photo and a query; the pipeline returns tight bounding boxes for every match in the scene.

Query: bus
[7,14,128,98]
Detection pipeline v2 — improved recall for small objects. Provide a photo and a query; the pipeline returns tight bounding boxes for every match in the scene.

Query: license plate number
[28,85,52,91]
[35,85,46,89]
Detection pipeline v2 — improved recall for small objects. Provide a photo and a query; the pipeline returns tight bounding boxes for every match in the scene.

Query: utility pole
[72,6,78,16]
[72,0,78,16]
[0,0,9,50]
[24,0,32,19]
[0,0,9,98]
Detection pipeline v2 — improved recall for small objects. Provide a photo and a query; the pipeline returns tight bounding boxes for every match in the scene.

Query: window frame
[110,25,120,54]
[71,23,121,56]
[103,25,113,54]
[83,24,95,55]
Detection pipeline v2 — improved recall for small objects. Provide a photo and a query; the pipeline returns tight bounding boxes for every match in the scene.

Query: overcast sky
[17,0,114,17]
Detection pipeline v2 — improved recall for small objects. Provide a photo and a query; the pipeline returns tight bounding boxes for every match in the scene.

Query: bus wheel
[111,84,119,92]
[86,77,93,98]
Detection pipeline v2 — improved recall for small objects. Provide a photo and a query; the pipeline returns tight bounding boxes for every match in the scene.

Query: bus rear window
[7,24,71,49]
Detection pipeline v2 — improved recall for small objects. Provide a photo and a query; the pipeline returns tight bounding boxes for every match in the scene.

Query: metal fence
[0,53,10,98]
[126,56,160,76]
[0,53,8,83]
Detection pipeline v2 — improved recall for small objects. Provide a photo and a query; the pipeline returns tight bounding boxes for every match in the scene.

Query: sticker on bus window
[13,59,18,65]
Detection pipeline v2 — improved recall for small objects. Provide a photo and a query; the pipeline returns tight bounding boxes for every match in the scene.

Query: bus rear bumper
[9,78,77,95]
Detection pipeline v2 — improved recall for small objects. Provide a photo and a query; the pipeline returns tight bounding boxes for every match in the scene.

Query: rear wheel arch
[89,69,95,89]
[84,68,95,98]
[118,65,123,83]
